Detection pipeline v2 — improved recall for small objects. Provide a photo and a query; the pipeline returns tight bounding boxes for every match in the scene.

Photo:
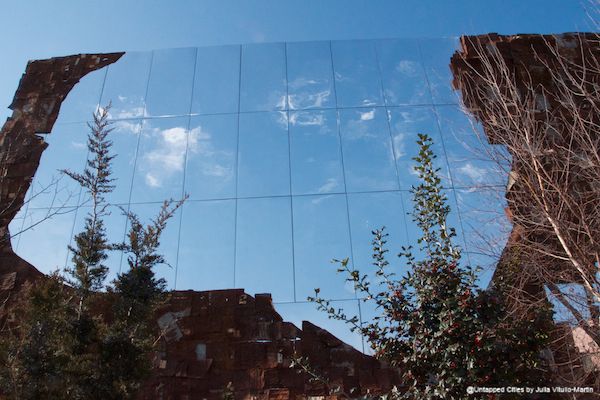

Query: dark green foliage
[310,134,552,399]
[99,198,184,399]
[0,274,75,399]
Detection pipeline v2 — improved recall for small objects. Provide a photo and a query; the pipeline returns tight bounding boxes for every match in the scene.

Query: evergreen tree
[311,134,552,399]
[0,273,75,400]
[62,106,115,309]
[98,199,184,399]
[58,106,115,399]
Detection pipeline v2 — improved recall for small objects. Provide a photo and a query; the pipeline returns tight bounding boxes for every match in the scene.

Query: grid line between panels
[63,67,110,270]
[284,43,298,302]
[417,39,473,266]
[53,102,463,126]
[233,45,243,289]
[118,50,154,274]
[174,46,199,290]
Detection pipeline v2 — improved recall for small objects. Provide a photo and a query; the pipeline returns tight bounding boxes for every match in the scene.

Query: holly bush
[310,134,552,399]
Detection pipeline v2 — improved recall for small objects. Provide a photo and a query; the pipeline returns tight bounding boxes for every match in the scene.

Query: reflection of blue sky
[144,48,197,117]
[289,110,344,195]
[240,43,287,112]
[293,194,354,300]
[192,45,240,114]
[16,38,513,351]
[377,39,430,106]
[332,40,384,108]
[545,283,593,324]
[130,117,188,203]
[287,41,335,110]
[101,51,151,120]
[178,200,236,290]
[339,108,398,192]
[186,115,237,200]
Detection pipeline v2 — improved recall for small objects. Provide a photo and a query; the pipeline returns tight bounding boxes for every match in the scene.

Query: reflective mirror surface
[16,38,511,350]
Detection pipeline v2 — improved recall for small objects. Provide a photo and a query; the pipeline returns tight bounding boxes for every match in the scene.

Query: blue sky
[0,0,591,122]
[2,0,593,352]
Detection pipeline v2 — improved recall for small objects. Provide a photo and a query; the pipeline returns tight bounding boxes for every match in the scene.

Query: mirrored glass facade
[12,38,508,351]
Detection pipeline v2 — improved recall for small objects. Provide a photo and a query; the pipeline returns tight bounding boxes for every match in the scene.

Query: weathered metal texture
[141,290,399,399]
[0,52,123,318]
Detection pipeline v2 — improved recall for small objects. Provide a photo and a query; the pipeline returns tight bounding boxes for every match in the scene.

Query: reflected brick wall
[142,289,398,399]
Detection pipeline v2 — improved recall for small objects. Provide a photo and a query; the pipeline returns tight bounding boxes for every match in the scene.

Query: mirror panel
[435,105,507,188]
[275,300,363,352]
[419,38,460,105]
[55,68,106,124]
[286,41,335,110]
[192,45,240,114]
[185,114,237,200]
[289,110,344,195]
[237,112,290,197]
[235,197,294,302]
[177,200,236,290]
[145,47,196,117]
[376,39,430,106]
[101,51,152,120]
[240,43,287,112]
[293,194,353,301]
[130,117,188,203]
[29,123,89,209]
[331,40,384,108]
[338,108,398,192]
[107,119,142,205]
[14,206,77,274]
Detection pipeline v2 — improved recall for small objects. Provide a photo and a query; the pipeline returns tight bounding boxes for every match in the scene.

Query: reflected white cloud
[310,194,334,205]
[98,104,145,120]
[186,124,235,181]
[201,164,230,178]
[140,125,191,189]
[288,77,319,89]
[457,162,489,183]
[287,77,331,109]
[395,60,419,76]
[146,127,188,173]
[115,120,140,135]
[344,109,378,140]
[288,90,331,109]
[408,163,420,177]
[392,133,406,160]
[70,141,86,150]
[115,106,145,120]
[275,94,287,110]
[289,112,325,127]
[145,173,160,188]
[359,110,375,121]
[317,178,339,194]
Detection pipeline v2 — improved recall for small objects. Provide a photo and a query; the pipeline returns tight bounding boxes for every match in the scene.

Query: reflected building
[6,38,507,353]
